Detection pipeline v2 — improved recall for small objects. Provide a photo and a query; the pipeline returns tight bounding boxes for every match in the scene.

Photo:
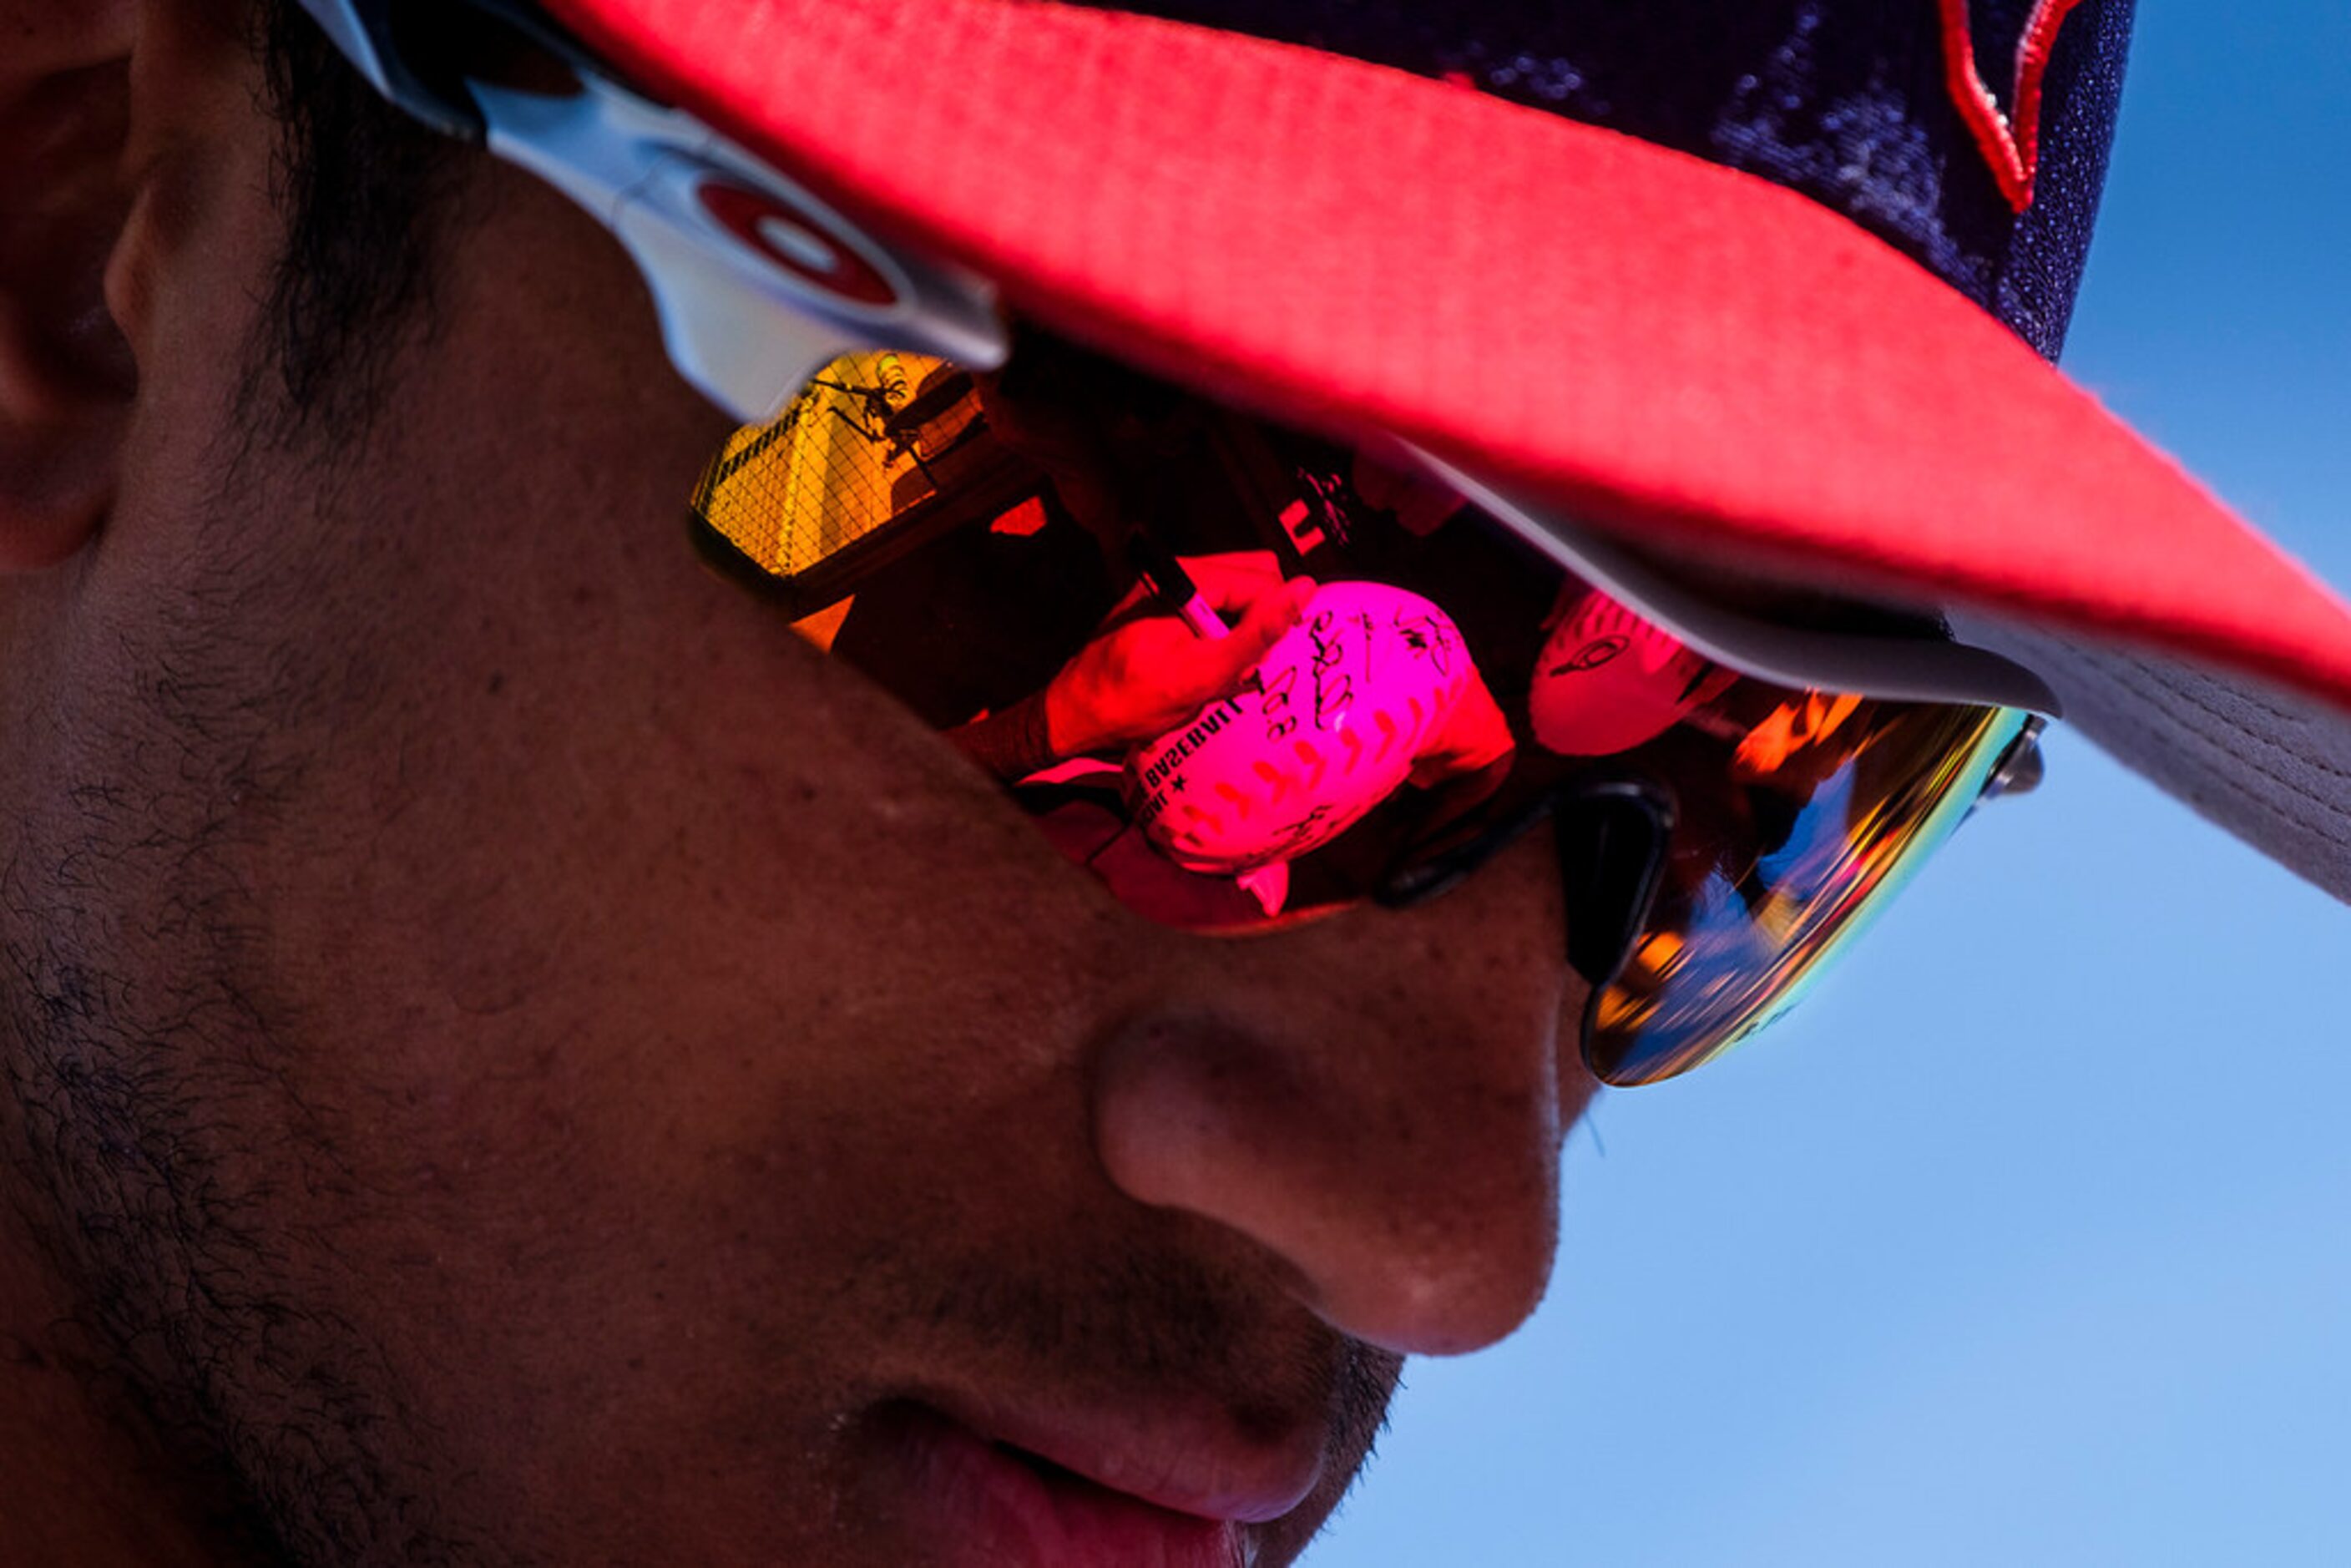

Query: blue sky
[1317,4,2351,1564]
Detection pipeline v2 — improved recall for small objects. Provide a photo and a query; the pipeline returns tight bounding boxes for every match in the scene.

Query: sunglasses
[302,0,2056,1085]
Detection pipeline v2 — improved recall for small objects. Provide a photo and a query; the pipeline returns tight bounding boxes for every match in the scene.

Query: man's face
[0,6,1595,1563]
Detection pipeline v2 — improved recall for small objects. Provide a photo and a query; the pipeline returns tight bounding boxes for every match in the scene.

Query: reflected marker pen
[1129,534,1231,640]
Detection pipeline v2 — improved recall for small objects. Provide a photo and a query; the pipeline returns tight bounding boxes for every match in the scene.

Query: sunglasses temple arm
[1395,445,2063,716]
[1369,779,1672,989]
[1553,780,1675,991]
[1554,781,1676,1085]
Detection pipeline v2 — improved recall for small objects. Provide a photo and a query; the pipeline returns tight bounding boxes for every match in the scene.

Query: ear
[0,0,139,571]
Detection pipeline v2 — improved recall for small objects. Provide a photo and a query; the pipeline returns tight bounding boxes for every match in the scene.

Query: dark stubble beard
[0,8,517,1551]
[0,650,506,1568]
[0,367,513,1568]
[0,788,478,1566]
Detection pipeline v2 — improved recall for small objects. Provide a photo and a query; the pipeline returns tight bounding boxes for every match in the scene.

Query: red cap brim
[549,0,2351,873]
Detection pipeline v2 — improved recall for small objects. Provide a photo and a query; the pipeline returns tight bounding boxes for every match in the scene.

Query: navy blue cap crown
[1090,0,2133,362]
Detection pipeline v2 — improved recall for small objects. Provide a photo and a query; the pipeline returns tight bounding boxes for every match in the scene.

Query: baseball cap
[534,0,2351,901]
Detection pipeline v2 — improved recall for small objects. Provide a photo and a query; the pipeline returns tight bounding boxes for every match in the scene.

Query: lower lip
[865,1403,1249,1568]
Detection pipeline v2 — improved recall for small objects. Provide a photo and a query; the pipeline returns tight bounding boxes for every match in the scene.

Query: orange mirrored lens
[690,341,2025,1083]
[1587,701,2025,1085]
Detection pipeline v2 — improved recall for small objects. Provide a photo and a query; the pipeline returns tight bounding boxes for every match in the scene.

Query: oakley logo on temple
[696,180,902,311]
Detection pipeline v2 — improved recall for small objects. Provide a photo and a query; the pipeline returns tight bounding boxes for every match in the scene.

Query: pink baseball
[1125,581,1474,874]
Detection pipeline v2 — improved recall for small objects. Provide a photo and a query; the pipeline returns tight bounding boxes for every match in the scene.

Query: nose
[1089,826,1594,1356]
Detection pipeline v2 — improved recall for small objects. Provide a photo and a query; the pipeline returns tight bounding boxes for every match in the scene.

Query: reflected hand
[1044,552,1317,758]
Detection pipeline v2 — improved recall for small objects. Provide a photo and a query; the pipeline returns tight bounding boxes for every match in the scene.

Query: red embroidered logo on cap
[1939,0,2092,213]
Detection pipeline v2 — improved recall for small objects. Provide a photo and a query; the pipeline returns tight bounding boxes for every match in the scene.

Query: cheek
[235,491,1135,1243]
[281,608,1064,1092]
[205,534,1147,1490]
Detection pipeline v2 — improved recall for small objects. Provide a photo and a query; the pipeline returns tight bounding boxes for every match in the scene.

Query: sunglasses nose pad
[1552,780,1675,994]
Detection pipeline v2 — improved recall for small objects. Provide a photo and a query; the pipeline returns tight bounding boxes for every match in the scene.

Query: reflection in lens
[1586,703,2026,1085]
[1122,581,1511,888]
[690,341,2031,1085]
